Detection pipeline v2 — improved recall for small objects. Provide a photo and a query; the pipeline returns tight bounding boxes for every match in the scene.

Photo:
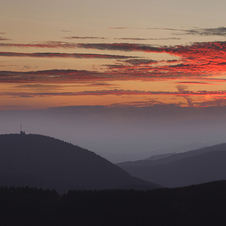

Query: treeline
[1,181,226,225]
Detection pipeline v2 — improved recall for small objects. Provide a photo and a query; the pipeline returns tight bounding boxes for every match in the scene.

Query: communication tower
[20,124,26,135]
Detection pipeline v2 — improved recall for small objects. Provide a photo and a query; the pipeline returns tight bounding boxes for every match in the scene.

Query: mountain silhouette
[117,143,226,187]
[0,134,160,192]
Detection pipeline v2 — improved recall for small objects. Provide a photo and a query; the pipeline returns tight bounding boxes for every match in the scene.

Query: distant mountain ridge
[117,143,226,187]
[0,134,160,193]
[118,143,226,167]
[146,152,176,161]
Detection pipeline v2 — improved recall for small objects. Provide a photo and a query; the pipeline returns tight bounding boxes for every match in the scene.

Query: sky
[1,0,226,162]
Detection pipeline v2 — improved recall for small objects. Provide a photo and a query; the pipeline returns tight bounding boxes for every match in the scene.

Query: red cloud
[0,37,10,41]
[101,42,226,78]
[1,41,226,80]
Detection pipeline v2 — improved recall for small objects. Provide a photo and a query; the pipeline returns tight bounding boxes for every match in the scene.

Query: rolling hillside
[0,134,160,192]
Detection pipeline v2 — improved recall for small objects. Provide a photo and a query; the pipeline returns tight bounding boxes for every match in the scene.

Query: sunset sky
[1,0,226,162]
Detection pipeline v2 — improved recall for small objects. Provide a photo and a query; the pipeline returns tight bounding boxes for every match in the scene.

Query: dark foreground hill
[1,181,226,226]
[117,143,226,187]
[0,134,159,193]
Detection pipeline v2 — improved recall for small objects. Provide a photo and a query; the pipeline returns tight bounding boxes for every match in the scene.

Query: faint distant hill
[117,143,226,187]
[0,134,160,193]
[146,152,176,161]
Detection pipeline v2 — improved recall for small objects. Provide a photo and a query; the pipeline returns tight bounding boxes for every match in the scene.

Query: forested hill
[1,181,226,225]
[0,134,159,192]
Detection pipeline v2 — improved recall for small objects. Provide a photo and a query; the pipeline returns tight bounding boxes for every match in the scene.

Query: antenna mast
[20,124,25,135]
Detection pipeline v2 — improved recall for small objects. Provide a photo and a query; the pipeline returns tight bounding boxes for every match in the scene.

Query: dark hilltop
[0,133,160,193]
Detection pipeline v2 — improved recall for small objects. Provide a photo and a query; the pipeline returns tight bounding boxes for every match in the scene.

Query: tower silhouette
[20,124,26,135]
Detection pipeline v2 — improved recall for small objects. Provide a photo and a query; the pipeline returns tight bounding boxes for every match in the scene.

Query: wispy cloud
[0,69,107,83]
[0,41,78,48]
[109,99,167,108]
[60,30,72,32]
[0,32,10,41]
[122,59,158,65]
[108,27,182,31]
[85,82,117,87]
[176,81,217,85]
[0,37,10,41]
[175,85,194,107]
[104,58,159,71]
[76,43,160,52]
[109,26,226,37]
[1,89,226,98]
[14,84,63,91]
[76,41,226,57]
[195,98,226,107]
[114,37,181,41]
[108,27,129,29]
[64,36,107,40]
[0,51,135,59]
[178,27,226,37]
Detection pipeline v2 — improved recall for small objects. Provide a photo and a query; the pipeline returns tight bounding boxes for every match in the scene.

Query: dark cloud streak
[0,69,106,83]
[0,51,135,59]
[108,27,128,29]
[108,26,226,37]
[179,27,226,37]
[115,37,181,41]
[1,88,226,98]
[64,36,107,40]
